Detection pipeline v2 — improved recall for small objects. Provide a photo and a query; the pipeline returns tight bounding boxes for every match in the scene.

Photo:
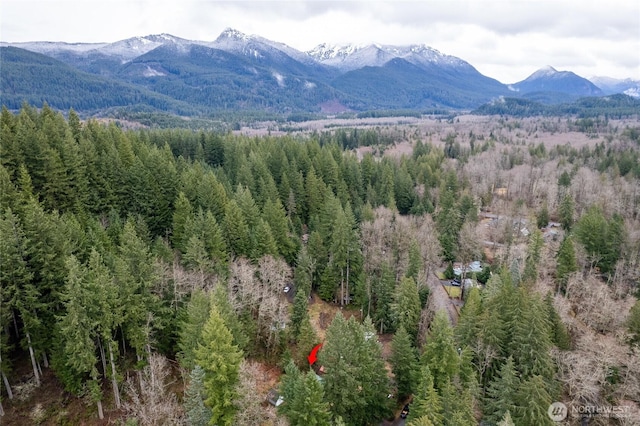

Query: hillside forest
[1,104,639,425]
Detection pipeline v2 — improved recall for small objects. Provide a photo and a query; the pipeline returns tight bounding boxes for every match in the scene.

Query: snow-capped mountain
[209,28,319,67]
[307,43,470,72]
[3,29,632,115]
[1,34,191,61]
[590,76,640,98]
[95,34,192,60]
[512,66,603,97]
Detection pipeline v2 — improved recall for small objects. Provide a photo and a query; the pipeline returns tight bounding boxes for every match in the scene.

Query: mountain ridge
[2,28,636,116]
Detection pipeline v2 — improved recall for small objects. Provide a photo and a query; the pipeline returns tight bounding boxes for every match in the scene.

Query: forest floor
[2,354,127,425]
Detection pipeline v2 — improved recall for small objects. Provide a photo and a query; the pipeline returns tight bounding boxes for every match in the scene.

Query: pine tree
[210,286,249,352]
[281,367,332,426]
[373,262,395,334]
[440,378,476,426]
[295,314,319,368]
[536,202,549,229]
[407,365,443,425]
[555,236,577,294]
[279,359,302,410]
[177,290,210,371]
[223,200,251,258]
[172,192,194,252]
[558,193,574,231]
[195,304,243,426]
[456,287,483,349]
[293,245,314,297]
[408,416,435,426]
[544,293,571,350]
[184,365,212,426]
[290,288,309,341]
[497,411,515,426]
[390,326,419,399]
[628,299,640,347]
[262,198,296,263]
[393,276,422,341]
[406,239,422,283]
[114,219,158,359]
[58,254,105,417]
[484,357,520,425]
[421,311,460,391]
[522,230,543,285]
[513,375,554,426]
[252,219,279,259]
[320,314,390,425]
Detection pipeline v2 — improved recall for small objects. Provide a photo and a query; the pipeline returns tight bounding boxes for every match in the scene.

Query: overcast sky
[2,0,639,83]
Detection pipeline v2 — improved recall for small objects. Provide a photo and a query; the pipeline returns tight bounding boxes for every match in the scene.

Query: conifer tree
[522,230,543,285]
[177,290,210,371]
[295,314,319,368]
[253,219,279,259]
[262,198,296,263]
[184,365,212,426]
[513,375,554,426]
[390,326,419,399]
[210,286,249,352]
[544,293,571,350]
[280,364,332,426]
[406,239,422,283]
[407,365,443,425]
[223,199,251,259]
[497,411,515,426]
[195,304,243,426]
[172,192,194,253]
[393,276,422,341]
[558,193,574,231]
[421,311,460,391]
[556,236,577,294]
[320,314,390,425]
[484,357,520,425]
[58,254,105,417]
[290,288,309,341]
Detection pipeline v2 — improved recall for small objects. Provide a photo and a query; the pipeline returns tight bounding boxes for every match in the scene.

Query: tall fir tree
[177,290,210,371]
[393,276,422,342]
[195,304,243,426]
[390,326,419,400]
[407,365,443,425]
[184,365,212,426]
[320,314,390,425]
[483,357,520,425]
[555,236,577,294]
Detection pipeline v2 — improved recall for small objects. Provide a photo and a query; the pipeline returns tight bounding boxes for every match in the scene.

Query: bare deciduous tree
[233,360,269,426]
[123,353,184,425]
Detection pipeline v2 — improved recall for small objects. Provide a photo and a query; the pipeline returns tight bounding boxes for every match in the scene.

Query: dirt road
[426,272,460,325]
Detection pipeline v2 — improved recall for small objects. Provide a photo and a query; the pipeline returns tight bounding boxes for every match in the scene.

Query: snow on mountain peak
[307,41,467,71]
[217,28,252,42]
[530,65,559,79]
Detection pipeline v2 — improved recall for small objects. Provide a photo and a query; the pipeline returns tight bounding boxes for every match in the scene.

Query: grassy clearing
[443,285,461,298]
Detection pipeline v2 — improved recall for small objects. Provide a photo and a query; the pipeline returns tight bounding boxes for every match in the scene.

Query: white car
[283,286,290,293]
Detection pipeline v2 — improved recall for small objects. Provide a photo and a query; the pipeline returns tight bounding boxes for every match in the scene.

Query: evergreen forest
[1,104,639,425]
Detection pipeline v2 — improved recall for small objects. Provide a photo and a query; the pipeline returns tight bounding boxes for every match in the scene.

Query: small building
[266,388,284,407]
[453,261,483,277]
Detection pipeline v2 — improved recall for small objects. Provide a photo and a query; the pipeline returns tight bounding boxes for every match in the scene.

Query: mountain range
[1,28,639,116]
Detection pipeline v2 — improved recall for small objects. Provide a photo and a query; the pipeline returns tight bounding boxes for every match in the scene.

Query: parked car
[283,286,291,293]
[400,404,410,419]
[450,279,461,286]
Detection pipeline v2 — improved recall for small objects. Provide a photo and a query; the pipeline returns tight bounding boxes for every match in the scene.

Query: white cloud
[2,0,638,83]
